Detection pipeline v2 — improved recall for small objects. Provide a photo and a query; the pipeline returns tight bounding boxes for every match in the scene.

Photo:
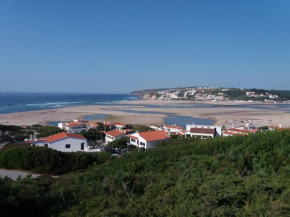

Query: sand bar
[0,100,289,128]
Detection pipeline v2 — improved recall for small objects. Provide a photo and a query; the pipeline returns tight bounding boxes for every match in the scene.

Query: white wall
[185,124,222,137]
[106,134,126,145]
[129,136,169,149]
[49,137,88,152]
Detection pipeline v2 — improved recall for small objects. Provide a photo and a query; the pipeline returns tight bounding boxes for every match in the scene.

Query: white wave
[27,102,83,107]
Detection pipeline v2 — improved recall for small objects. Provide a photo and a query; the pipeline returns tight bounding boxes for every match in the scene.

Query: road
[0,169,40,180]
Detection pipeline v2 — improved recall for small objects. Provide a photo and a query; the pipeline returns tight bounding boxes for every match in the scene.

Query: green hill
[0,130,290,216]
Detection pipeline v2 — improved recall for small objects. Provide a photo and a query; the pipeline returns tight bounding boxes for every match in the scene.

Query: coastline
[0,99,290,128]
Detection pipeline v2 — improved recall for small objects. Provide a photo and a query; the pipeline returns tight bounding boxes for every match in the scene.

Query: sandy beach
[0,100,290,128]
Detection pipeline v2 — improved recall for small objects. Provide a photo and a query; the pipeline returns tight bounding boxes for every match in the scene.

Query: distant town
[131,86,290,103]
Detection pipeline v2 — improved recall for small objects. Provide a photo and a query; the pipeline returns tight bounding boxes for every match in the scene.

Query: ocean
[0,92,138,114]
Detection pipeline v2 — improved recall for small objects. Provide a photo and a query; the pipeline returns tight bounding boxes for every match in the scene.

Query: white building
[223,128,258,137]
[29,132,88,152]
[127,130,170,149]
[58,119,98,133]
[112,122,126,130]
[104,129,127,145]
[269,94,278,99]
[185,124,222,139]
[163,124,185,136]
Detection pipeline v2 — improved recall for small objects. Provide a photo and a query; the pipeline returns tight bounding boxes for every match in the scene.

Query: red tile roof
[46,132,86,143]
[139,130,170,142]
[104,122,113,127]
[113,122,126,127]
[223,128,258,136]
[66,122,84,126]
[84,121,99,127]
[165,125,183,130]
[105,130,126,137]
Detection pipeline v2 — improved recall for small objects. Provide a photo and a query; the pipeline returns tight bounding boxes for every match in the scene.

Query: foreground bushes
[0,130,289,216]
[0,147,111,175]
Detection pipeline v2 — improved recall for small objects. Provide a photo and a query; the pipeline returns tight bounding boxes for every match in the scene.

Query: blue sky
[0,0,289,93]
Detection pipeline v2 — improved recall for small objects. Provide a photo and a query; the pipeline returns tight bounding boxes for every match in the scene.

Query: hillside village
[1,116,287,155]
[132,86,290,103]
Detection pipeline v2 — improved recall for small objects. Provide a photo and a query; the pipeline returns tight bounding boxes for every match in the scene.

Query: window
[44,144,48,147]
[131,139,136,142]
[65,144,70,149]
[140,142,145,146]
[81,143,84,150]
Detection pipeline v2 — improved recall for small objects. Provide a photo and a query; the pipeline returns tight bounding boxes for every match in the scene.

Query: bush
[107,138,128,149]
[0,147,111,175]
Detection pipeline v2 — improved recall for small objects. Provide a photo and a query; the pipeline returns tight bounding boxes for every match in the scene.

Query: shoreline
[0,99,289,128]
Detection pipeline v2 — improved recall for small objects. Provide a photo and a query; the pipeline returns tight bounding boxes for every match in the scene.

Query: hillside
[0,130,290,216]
[131,86,290,102]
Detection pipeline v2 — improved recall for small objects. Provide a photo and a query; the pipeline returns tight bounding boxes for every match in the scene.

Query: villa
[29,132,88,152]
[163,124,186,137]
[127,130,170,149]
[223,128,259,136]
[104,129,128,145]
[58,118,98,133]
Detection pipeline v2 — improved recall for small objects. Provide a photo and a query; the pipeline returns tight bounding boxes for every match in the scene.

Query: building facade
[29,132,88,152]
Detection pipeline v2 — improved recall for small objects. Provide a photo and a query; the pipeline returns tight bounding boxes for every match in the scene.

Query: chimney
[30,134,33,140]
[279,124,282,128]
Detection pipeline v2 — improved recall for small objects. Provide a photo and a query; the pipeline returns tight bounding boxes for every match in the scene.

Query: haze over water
[0,92,137,114]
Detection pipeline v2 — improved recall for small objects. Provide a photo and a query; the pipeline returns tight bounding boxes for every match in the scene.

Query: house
[103,121,114,129]
[163,124,185,137]
[223,128,258,136]
[104,129,127,145]
[58,118,98,133]
[58,121,86,133]
[268,125,286,131]
[29,132,88,152]
[84,121,99,129]
[127,130,170,149]
[112,122,126,130]
[185,124,222,139]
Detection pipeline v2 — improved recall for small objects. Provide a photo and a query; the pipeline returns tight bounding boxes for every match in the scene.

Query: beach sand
[0,100,289,128]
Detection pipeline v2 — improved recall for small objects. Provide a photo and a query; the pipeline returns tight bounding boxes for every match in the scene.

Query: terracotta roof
[104,122,113,127]
[124,129,133,132]
[46,132,86,143]
[139,130,170,142]
[190,128,215,135]
[105,130,126,137]
[113,122,126,126]
[165,125,183,130]
[223,128,258,135]
[84,121,99,127]
[66,122,84,126]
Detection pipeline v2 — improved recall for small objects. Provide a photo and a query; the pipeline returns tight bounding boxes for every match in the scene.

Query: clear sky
[0,0,289,93]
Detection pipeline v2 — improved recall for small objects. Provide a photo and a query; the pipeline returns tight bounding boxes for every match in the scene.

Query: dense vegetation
[108,137,137,150]
[0,125,30,143]
[0,147,111,175]
[126,124,153,133]
[28,124,65,137]
[0,130,290,216]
